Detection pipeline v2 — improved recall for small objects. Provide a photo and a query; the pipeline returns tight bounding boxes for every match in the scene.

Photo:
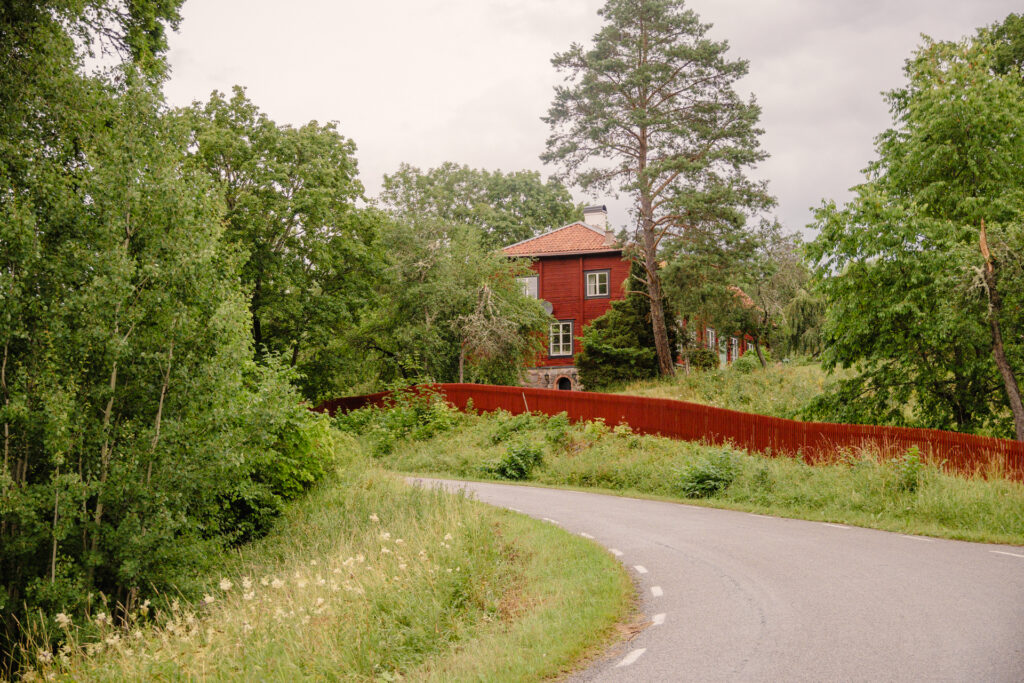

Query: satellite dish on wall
[542,301,554,315]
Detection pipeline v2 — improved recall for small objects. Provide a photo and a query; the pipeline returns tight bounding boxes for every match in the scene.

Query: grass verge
[376,410,1024,546]
[28,433,631,681]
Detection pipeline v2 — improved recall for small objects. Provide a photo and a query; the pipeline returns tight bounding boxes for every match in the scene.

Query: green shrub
[684,347,719,371]
[544,412,572,451]
[489,411,540,445]
[487,442,544,480]
[677,452,737,498]
[895,446,924,493]
[730,351,765,374]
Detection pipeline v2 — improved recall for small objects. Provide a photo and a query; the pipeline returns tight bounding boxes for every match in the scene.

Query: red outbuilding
[502,205,630,390]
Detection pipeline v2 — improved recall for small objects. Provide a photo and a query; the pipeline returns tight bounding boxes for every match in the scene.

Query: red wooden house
[502,205,630,390]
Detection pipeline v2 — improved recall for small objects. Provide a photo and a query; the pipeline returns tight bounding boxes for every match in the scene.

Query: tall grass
[615,359,850,419]
[24,432,630,681]
[380,411,1024,546]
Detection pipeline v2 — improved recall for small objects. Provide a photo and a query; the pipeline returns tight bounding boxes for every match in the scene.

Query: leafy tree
[188,88,382,399]
[355,218,550,385]
[807,27,1024,438]
[380,162,581,248]
[577,261,677,389]
[0,3,329,668]
[543,0,773,377]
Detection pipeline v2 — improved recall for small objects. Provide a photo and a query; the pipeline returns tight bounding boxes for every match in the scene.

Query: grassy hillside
[376,409,1024,546]
[29,433,631,681]
[613,359,850,419]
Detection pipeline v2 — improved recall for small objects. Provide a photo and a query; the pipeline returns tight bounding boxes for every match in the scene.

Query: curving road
[410,478,1024,682]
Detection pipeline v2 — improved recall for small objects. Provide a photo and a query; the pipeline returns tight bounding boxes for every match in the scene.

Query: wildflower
[271,578,285,589]
[171,599,180,612]
[395,538,404,545]
[104,634,121,646]
[315,598,325,608]
[243,592,255,601]
[55,612,72,628]
[444,533,453,541]
[243,622,253,632]
[37,649,53,664]
[203,595,215,605]
[219,578,233,592]
[242,577,253,591]
[369,513,379,522]
[381,547,391,554]
[310,559,318,566]
[342,557,354,567]
[132,629,143,640]
[296,578,308,589]
[398,563,407,571]
[316,575,326,586]
[94,612,109,626]
[293,570,302,579]
[355,554,365,563]
[139,599,151,617]
[380,531,391,541]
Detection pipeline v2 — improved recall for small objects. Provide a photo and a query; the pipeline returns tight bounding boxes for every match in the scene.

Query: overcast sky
[164,0,1020,236]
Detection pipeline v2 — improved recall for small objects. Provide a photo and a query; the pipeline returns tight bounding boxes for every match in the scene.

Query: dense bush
[730,349,770,374]
[486,442,545,480]
[683,347,720,371]
[334,382,460,457]
[676,452,737,498]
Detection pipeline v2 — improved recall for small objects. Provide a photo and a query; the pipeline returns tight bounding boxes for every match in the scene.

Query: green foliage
[380,162,580,248]
[486,442,545,481]
[683,347,720,372]
[334,383,460,458]
[895,447,924,494]
[676,452,738,498]
[354,219,550,386]
[187,87,383,400]
[731,350,770,374]
[807,28,1024,436]
[577,262,678,390]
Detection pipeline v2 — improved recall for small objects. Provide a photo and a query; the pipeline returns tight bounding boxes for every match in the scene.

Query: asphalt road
[410,478,1024,682]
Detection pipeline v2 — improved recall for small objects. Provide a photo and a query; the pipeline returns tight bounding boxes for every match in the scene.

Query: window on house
[517,275,538,299]
[585,270,610,298]
[731,337,739,360]
[549,321,573,357]
[706,327,717,350]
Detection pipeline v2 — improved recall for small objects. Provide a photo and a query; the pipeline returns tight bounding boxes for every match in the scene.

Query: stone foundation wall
[523,366,581,391]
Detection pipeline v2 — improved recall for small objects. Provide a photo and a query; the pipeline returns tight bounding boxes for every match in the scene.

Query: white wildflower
[356,554,365,563]
[398,563,407,571]
[395,538,404,545]
[243,591,255,601]
[271,578,285,589]
[203,595,215,605]
[443,533,453,541]
[369,513,379,522]
[296,578,307,589]
[54,612,72,628]
[104,634,121,647]
[94,612,109,626]
[260,576,270,587]
[37,649,53,664]
[342,557,354,567]
[242,577,253,591]
[219,578,233,592]
[381,547,391,554]
[309,559,317,566]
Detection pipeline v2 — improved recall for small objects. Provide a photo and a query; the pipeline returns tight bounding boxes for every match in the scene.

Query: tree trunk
[640,198,675,377]
[458,342,466,383]
[980,220,1024,441]
[753,339,767,368]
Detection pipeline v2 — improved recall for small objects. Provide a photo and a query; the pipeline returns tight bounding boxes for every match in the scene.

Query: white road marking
[900,535,935,542]
[615,648,647,667]
[509,507,521,513]
[991,550,1024,559]
[652,613,666,626]
[610,548,624,557]
[823,523,849,529]
[651,586,664,597]
[634,565,648,574]
[580,532,594,539]
[542,517,560,525]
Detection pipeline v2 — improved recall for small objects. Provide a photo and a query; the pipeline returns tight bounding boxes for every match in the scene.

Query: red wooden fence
[314,384,1024,482]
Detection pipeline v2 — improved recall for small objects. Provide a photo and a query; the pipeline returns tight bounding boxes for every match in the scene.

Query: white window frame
[706,327,717,350]
[517,275,539,299]
[731,336,739,360]
[584,269,610,298]
[549,320,574,357]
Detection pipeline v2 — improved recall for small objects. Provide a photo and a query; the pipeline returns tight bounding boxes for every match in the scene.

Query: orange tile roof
[502,222,620,257]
